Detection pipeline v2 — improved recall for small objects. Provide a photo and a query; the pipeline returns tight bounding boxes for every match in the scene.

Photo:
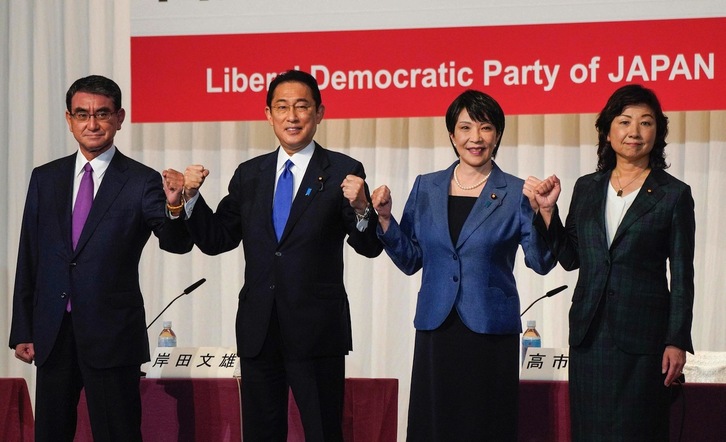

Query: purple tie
[72,163,94,250]
[68,163,93,312]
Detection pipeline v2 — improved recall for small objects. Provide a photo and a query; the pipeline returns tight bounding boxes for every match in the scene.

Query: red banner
[130,17,725,122]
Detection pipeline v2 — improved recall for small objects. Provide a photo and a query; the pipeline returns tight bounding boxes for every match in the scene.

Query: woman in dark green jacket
[528,84,694,441]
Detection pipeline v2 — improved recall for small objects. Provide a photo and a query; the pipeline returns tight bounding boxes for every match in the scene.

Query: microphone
[146,278,207,330]
[520,284,568,317]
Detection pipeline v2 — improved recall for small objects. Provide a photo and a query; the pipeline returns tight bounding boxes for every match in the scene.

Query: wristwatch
[355,204,373,232]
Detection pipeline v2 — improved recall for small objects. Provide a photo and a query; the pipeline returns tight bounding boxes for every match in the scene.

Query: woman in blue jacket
[371,90,555,441]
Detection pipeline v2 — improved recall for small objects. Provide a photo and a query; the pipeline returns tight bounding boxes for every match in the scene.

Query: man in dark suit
[175,70,383,441]
[9,75,193,442]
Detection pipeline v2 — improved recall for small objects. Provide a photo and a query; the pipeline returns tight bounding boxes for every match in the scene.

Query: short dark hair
[595,84,669,171]
[65,75,122,112]
[266,70,322,109]
[445,90,505,158]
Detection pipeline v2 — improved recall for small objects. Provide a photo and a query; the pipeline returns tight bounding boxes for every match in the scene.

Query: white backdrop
[2,2,726,440]
[130,0,726,35]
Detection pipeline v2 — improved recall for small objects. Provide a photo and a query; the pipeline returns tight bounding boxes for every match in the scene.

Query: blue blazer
[9,150,193,368]
[379,161,555,334]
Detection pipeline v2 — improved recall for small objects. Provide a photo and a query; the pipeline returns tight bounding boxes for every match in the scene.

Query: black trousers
[239,308,345,442]
[35,312,142,442]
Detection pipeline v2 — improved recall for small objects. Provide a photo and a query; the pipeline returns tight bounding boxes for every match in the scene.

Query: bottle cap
[163,320,172,328]
[526,320,536,328]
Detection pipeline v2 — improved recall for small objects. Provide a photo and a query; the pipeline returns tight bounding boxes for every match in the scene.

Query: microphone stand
[147,278,207,330]
[520,285,568,317]
[141,278,206,377]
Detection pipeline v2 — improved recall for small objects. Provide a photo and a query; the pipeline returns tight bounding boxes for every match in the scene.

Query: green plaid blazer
[535,168,695,354]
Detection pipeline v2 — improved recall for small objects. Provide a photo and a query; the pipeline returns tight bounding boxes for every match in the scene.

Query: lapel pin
[318,176,324,191]
[490,193,497,200]
[305,188,312,196]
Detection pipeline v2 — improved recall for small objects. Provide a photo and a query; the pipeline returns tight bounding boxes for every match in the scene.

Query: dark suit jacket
[535,168,695,354]
[185,143,383,359]
[9,150,193,368]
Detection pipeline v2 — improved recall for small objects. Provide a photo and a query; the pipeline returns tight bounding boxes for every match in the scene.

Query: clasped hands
[161,165,209,206]
[162,165,370,213]
[523,174,562,213]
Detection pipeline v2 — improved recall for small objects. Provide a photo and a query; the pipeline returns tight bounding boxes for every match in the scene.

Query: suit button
[60,292,68,299]
[275,252,282,257]
[269,285,275,290]
[608,290,615,297]
[70,262,77,267]
[453,254,458,261]
[453,276,459,282]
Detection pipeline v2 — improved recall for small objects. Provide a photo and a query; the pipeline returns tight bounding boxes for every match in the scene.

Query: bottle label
[158,337,177,347]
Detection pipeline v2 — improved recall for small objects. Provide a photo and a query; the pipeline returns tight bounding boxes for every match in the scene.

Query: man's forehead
[70,95,115,112]
[71,92,113,103]
[271,82,314,101]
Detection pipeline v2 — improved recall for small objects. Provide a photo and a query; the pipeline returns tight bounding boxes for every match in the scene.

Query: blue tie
[272,160,294,240]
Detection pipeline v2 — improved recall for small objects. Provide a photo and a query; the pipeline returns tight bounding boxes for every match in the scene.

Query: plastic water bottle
[158,321,177,347]
[521,320,541,365]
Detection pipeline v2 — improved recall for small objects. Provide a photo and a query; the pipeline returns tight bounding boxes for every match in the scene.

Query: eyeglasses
[69,110,118,122]
[271,104,314,115]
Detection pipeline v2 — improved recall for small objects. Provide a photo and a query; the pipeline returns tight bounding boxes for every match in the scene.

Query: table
[75,377,397,441]
[518,380,571,441]
[0,377,34,442]
[517,380,726,442]
[288,378,399,442]
[75,378,242,441]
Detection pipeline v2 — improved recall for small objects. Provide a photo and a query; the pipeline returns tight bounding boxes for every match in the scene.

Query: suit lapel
[430,165,453,245]
[276,144,329,243]
[257,152,278,241]
[72,150,129,255]
[455,163,505,248]
[55,155,76,253]
[611,170,665,247]
[589,172,610,251]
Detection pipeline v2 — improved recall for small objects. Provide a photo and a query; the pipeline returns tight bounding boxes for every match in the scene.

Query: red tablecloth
[517,380,726,442]
[0,377,34,442]
[75,378,242,441]
[518,380,571,441]
[288,378,399,442]
[15,376,726,441]
[75,377,398,441]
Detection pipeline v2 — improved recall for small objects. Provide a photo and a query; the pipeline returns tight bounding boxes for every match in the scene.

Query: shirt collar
[75,145,116,177]
[276,141,315,172]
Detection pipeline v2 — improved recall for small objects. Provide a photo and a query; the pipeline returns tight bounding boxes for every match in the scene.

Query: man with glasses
[9,75,193,441]
[170,70,383,440]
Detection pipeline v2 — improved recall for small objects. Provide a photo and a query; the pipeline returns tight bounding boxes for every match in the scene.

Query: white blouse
[605,183,640,247]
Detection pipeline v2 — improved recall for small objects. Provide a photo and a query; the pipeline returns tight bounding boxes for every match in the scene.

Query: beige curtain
[2,2,725,439]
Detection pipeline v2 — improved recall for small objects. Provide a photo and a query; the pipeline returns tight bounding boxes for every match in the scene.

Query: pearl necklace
[614,168,648,197]
[453,164,492,190]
